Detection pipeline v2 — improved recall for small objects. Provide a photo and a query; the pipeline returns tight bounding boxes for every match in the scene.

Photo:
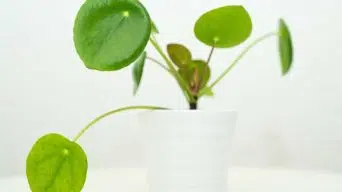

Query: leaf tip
[132,52,147,96]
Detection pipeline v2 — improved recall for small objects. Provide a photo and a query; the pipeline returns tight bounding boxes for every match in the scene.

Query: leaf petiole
[206,46,215,65]
[202,32,278,96]
[73,106,168,142]
[146,56,172,74]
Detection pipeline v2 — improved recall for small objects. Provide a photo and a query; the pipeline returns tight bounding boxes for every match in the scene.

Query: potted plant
[26,0,293,191]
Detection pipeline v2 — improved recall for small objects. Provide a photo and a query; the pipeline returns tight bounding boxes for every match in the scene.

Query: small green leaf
[179,60,211,94]
[200,86,214,97]
[278,19,293,75]
[194,5,252,48]
[133,52,147,95]
[26,134,87,192]
[179,67,194,85]
[192,60,211,89]
[167,43,192,68]
[151,21,159,34]
[73,0,152,71]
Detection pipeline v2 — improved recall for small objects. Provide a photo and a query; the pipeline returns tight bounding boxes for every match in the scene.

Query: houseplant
[25,0,293,191]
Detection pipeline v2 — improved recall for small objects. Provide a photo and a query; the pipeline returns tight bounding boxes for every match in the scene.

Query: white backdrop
[1,0,342,176]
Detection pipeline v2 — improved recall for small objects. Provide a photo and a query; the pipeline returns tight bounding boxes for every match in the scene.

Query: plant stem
[189,102,197,110]
[200,46,215,95]
[189,96,198,110]
[73,106,168,142]
[206,46,215,64]
[205,32,278,93]
[149,37,195,103]
[146,56,172,74]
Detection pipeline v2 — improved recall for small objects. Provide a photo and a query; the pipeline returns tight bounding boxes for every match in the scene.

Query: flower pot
[139,110,237,192]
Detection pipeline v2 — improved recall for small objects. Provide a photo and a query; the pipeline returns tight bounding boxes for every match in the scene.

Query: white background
[1,0,342,176]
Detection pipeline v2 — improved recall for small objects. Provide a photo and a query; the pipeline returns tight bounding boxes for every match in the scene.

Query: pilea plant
[26,0,293,191]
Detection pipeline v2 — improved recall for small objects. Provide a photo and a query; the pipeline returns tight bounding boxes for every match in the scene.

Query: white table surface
[1,167,342,191]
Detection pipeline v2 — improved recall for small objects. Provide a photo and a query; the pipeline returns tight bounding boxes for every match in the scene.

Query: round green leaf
[278,19,293,75]
[167,43,192,68]
[194,5,252,48]
[132,52,147,95]
[73,0,152,71]
[26,134,88,192]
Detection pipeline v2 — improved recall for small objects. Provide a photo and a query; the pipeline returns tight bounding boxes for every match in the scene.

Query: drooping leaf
[194,5,252,48]
[151,21,159,34]
[278,19,293,75]
[26,134,88,192]
[132,52,147,95]
[200,86,214,97]
[167,43,192,68]
[73,0,152,71]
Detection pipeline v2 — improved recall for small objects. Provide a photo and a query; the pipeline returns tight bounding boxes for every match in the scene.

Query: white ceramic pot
[139,110,237,192]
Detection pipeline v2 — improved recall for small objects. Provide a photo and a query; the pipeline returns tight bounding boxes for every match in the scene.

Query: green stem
[73,106,168,142]
[200,46,215,96]
[146,56,172,74]
[149,38,195,103]
[205,32,278,93]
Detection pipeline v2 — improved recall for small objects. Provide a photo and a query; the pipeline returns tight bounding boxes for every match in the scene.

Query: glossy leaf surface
[74,0,151,71]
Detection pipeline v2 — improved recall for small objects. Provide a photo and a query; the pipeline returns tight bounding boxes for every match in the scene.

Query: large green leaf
[73,0,151,71]
[132,52,147,95]
[26,134,88,192]
[194,5,252,48]
[278,19,293,75]
[167,43,192,68]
